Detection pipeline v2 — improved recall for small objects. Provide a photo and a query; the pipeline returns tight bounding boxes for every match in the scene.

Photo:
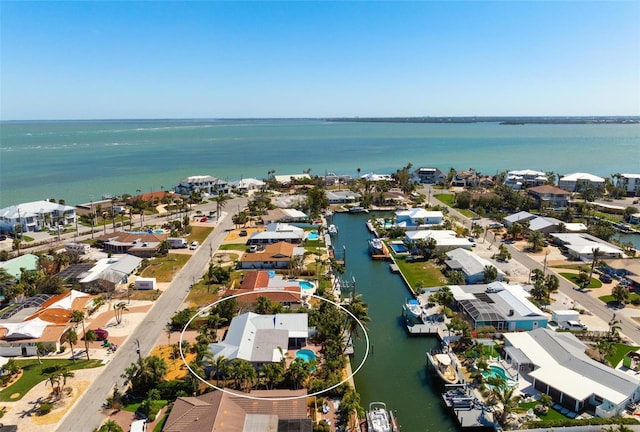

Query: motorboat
[328,224,338,235]
[403,299,422,320]
[368,238,384,254]
[427,351,459,384]
[366,402,399,432]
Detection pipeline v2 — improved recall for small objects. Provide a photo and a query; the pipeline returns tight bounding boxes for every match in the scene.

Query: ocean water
[0,119,638,207]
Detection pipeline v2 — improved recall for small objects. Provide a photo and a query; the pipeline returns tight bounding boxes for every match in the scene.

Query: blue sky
[1,1,639,119]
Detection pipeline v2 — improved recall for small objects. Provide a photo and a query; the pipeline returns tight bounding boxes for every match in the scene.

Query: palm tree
[214,191,229,221]
[612,284,630,308]
[483,265,498,283]
[67,329,78,360]
[254,296,273,314]
[97,420,124,432]
[589,247,601,282]
[527,230,544,251]
[113,302,129,325]
[71,309,91,360]
[260,362,285,390]
[486,376,521,425]
[343,293,370,353]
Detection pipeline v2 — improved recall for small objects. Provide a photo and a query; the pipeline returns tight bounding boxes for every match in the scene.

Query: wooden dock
[389,263,399,272]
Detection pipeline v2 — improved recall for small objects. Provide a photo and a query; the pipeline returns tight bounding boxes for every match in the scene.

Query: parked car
[200,217,207,222]
[189,241,199,250]
[600,273,613,283]
[239,229,248,236]
[0,235,6,241]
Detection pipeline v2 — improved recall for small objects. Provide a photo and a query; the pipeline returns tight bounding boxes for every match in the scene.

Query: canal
[331,212,458,431]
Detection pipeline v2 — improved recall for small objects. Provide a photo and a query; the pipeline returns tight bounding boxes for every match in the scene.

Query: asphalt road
[56,197,247,432]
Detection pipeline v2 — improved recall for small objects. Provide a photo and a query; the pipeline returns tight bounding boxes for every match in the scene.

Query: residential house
[618,174,640,197]
[0,254,39,281]
[208,312,308,367]
[527,185,571,209]
[445,248,505,284]
[381,189,409,207]
[504,211,559,234]
[503,211,538,227]
[162,389,312,432]
[326,190,361,204]
[247,223,305,245]
[448,282,547,331]
[558,172,605,193]
[359,172,392,182]
[175,175,230,197]
[260,209,309,225]
[405,230,475,250]
[395,208,443,228]
[96,232,168,257]
[0,200,76,234]
[234,271,303,308]
[504,328,640,417]
[230,177,265,193]
[630,213,640,225]
[273,174,311,185]
[451,169,480,188]
[413,167,445,184]
[0,290,94,356]
[75,199,116,217]
[549,233,625,261]
[600,259,640,290]
[504,170,547,190]
[57,255,143,292]
[239,242,305,270]
[322,172,353,186]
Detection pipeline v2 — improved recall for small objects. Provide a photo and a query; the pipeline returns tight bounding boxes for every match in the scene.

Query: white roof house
[550,233,625,261]
[405,230,475,250]
[230,177,265,192]
[395,208,444,228]
[445,248,505,284]
[504,328,640,417]
[360,172,392,182]
[0,200,77,233]
[77,255,143,287]
[504,169,547,190]
[175,175,229,196]
[248,223,305,245]
[559,172,605,192]
[1,317,53,339]
[208,312,308,366]
[273,174,311,185]
[619,174,640,195]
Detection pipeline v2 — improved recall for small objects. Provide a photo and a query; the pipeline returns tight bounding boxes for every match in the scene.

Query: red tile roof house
[527,185,571,209]
[234,270,304,309]
[163,389,313,432]
[238,242,305,270]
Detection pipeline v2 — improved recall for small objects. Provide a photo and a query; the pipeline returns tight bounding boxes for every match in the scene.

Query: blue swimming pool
[307,231,319,241]
[296,349,317,363]
[390,243,409,253]
[299,280,315,290]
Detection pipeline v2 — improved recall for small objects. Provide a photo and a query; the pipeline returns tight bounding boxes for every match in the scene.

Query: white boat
[403,299,422,319]
[349,206,368,213]
[427,351,459,385]
[328,224,338,235]
[368,238,384,254]
[366,402,399,432]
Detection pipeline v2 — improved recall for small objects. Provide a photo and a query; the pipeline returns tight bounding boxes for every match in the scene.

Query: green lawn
[517,401,566,422]
[608,343,640,368]
[0,358,103,402]
[434,194,455,206]
[124,399,168,421]
[186,226,213,243]
[559,273,602,289]
[599,293,640,307]
[218,243,247,251]
[394,258,446,292]
[141,254,191,282]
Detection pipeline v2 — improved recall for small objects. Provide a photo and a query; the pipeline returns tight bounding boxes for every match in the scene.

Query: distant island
[327,116,640,125]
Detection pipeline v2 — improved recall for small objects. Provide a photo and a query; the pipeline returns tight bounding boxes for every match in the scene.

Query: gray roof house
[0,200,77,234]
[445,248,505,284]
[208,312,308,368]
[504,328,640,417]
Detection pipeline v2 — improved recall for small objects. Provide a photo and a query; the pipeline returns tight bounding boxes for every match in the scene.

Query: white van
[189,241,199,250]
[130,419,147,432]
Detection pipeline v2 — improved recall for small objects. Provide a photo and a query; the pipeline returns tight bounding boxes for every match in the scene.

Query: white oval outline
[179,289,370,401]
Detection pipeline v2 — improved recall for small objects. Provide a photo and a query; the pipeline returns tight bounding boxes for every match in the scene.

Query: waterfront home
[405,230,475,250]
[600,259,640,289]
[549,233,625,261]
[630,213,640,225]
[618,174,640,197]
[558,172,606,193]
[207,312,308,367]
[75,198,117,217]
[326,190,361,204]
[273,173,311,185]
[527,184,571,208]
[96,231,168,257]
[382,189,410,207]
[260,208,309,225]
[229,177,265,193]
[235,270,304,309]
[412,167,445,184]
[451,169,480,188]
[0,290,93,356]
[395,208,443,228]
[360,172,392,182]
[503,328,640,417]
[57,255,142,292]
[163,389,312,432]
[238,241,305,270]
[504,169,547,190]
[448,282,547,331]
[175,175,230,197]
[247,223,305,245]
[0,200,77,234]
[0,254,39,281]
[445,248,505,284]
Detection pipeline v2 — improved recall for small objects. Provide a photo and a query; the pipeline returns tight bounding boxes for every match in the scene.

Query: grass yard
[186,226,213,243]
[124,399,168,421]
[434,194,455,206]
[394,258,446,292]
[599,293,640,307]
[218,243,247,251]
[607,343,640,368]
[0,358,103,402]
[517,401,566,422]
[141,254,191,282]
[559,272,602,289]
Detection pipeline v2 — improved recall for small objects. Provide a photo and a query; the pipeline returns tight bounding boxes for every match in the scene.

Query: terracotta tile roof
[239,242,297,263]
[240,271,271,289]
[233,287,302,304]
[527,185,570,195]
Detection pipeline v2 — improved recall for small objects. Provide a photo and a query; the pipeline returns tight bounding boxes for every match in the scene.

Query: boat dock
[405,320,445,337]
[389,263,399,272]
[442,385,495,429]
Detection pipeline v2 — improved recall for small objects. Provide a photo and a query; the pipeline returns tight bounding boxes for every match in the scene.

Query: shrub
[38,403,53,415]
